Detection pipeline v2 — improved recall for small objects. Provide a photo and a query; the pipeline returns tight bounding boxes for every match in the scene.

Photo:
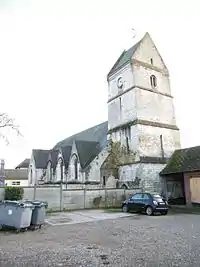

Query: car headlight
[153,200,158,205]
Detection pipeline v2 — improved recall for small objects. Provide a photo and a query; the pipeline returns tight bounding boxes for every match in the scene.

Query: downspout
[160,135,164,159]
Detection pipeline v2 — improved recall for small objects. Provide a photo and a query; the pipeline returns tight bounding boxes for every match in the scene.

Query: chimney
[0,159,5,186]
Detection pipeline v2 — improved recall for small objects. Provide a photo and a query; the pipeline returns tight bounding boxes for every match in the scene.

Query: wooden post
[60,182,63,211]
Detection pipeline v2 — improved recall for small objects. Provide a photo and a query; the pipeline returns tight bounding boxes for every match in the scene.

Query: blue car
[121,192,169,216]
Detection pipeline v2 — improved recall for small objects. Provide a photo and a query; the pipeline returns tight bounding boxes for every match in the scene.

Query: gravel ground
[0,213,200,266]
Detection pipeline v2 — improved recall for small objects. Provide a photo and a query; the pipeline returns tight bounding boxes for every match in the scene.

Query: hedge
[4,186,24,201]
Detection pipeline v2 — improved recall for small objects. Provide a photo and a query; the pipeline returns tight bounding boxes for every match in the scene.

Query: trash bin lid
[24,200,47,207]
[0,200,34,208]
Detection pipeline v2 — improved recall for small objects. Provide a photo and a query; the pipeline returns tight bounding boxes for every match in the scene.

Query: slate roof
[54,121,108,150]
[53,121,108,169]
[5,169,28,180]
[75,140,101,169]
[160,146,200,175]
[15,158,30,169]
[32,149,50,169]
[107,39,141,78]
[60,146,72,168]
[47,150,59,170]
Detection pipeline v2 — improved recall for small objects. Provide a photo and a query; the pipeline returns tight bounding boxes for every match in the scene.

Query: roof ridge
[175,145,200,152]
[107,50,126,77]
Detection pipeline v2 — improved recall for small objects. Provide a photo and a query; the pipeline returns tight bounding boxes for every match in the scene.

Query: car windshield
[153,195,164,202]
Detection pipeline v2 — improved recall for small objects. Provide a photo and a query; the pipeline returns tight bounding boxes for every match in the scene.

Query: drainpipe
[160,135,164,159]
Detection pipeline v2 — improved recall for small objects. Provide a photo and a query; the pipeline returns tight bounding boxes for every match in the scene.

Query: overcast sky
[0,0,199,168]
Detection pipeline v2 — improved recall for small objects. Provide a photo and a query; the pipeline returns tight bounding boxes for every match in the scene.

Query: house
[15,158,30,169]
[4,169,28,187]
[28,32,181,193]
[160,146,200,205]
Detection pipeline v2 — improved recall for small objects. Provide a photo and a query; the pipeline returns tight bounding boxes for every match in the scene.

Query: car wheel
[161,211,168,215]
[122,204,128,213]
[146,206,153,216]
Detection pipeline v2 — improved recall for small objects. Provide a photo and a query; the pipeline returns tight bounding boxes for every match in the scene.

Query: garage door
[190,177,200,204]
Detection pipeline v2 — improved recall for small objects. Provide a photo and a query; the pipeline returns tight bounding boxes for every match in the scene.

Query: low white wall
[0,187,4,200]
[0,186,141,211]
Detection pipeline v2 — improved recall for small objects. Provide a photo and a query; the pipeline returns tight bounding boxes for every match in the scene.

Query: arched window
[48,161,52,181]
[59,158,64,182]
[56,157,64,182]
[71,154,78,180]
[30,169,33,185]
[150,75,157,88]
[74,156,78,180]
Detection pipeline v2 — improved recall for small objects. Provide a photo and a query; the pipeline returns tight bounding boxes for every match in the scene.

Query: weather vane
[132,28,136,39]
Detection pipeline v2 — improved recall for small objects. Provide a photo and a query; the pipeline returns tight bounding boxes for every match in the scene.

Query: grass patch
[169,206,200,215]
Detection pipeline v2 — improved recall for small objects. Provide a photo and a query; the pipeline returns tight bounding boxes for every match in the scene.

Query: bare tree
[0,113,21,144]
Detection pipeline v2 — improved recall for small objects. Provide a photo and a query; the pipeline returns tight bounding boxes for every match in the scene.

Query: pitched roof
[160,146,200,175]
[60,146,72,168]
[48,150,59,170]
[54,121,108,150]
[107,39,141,78]
[75,140,101,169]
[5,169,28,180]
[32,149,50,169]
[15,158,30,169]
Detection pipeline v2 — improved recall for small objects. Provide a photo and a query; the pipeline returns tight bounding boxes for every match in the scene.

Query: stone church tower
[107,32,181,192]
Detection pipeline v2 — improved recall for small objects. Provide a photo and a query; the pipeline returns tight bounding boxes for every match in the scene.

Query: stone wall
[119,163,166,193]
[0,186,140,211]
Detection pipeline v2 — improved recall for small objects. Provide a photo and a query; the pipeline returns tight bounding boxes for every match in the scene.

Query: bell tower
[107,32,181,191]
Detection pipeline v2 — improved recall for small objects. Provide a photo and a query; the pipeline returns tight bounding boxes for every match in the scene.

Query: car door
[127,193,142,212]
[141,193,151,212]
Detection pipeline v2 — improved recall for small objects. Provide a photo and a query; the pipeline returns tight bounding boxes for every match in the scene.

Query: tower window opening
[150,58,153,65]
[125,127,131,152]
[150,75,157,88]
[103,176,106,186]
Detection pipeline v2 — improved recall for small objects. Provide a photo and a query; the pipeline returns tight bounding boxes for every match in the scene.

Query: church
[23,32,182,194]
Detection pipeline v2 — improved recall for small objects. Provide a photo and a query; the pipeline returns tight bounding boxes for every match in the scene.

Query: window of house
[30,169,33,185]
[150,75,157,88]
[150,58,153,65]
[12,181,20,186]
[71,154,78,180]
